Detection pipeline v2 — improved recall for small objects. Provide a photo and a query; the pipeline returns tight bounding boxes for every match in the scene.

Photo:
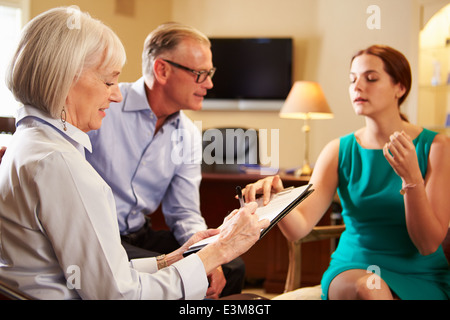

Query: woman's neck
[357,114,406,149]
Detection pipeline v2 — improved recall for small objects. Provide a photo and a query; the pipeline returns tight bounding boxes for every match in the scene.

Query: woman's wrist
[156,255,168,269]
[161,250,184,269]
[196,242,227,275]
[400,178,424,195]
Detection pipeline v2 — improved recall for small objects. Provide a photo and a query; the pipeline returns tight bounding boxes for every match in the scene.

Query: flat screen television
[203,38,293,111]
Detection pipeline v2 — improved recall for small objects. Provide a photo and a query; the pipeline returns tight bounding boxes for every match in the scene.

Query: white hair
[7,6,126,118]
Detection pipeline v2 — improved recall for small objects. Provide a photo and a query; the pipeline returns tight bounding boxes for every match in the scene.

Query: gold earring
[61,107,67,131]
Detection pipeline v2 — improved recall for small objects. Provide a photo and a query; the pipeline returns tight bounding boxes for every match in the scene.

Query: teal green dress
[321,129,450,300]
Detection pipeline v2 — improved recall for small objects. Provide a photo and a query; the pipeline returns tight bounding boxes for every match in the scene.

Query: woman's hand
[182,229,221,252]
[197,202,269,274]
[241,175,284,206]
[165,229,220,266]
[383,131,423,185]
[384,131,450,254]
[217,203,267,253]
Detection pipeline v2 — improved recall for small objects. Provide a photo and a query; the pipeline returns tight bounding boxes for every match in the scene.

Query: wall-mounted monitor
[203,38,293,111]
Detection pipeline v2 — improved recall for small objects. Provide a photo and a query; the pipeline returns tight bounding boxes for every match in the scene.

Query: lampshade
[280,81,333,119]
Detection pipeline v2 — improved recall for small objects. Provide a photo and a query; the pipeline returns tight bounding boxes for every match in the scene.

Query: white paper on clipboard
[183,184,314,256]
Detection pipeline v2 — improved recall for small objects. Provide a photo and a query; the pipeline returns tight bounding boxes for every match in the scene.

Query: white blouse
[0,106,208,300]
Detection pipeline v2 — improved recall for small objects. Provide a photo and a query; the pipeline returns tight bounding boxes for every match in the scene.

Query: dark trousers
[120,219,246,297]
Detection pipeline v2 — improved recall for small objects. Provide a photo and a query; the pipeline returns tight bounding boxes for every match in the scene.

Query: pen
[277,186,294,196]
[236,186,245,208]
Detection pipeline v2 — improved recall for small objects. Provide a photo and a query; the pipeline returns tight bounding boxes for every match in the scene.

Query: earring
[61,106,67,131]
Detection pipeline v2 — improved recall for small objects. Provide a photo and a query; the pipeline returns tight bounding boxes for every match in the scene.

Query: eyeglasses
[163,59,216,83]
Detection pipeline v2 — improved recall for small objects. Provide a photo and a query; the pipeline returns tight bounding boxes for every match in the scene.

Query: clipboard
[183,184,314,257]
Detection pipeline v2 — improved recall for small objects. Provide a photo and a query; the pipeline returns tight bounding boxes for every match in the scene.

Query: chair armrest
[301,225,346,243]
[284,224,345,292]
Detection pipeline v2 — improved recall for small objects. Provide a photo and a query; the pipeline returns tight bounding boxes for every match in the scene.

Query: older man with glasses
[86,22,245,299]
[162,59,216,84]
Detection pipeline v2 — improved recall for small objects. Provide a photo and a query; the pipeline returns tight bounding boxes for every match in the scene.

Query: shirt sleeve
[35,151,208,299]
[162,162,207,244]
[131,254,208,300]
[162,121,208,244]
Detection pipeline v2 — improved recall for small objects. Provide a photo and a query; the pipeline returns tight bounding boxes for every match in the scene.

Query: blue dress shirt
[87,78,207,244]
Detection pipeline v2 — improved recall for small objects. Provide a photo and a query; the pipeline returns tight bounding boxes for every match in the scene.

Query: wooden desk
[153,173,332,293]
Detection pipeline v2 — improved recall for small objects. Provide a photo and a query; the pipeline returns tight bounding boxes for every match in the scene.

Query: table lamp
[280,81,333,176]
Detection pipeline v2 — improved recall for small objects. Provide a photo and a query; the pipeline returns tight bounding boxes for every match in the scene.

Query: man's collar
[122,77,151,112]
[123,78,182,129]
[166,112,181,129]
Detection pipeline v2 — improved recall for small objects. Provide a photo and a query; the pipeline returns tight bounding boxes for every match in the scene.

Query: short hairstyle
[142,22,210,88]
[351,45,412,107]
[7,6,126,118]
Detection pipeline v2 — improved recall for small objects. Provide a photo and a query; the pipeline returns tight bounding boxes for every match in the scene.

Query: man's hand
[206,266,226,299]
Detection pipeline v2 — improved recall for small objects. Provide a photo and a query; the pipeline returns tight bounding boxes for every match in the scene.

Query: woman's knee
[354,273,393,300]
[329,269,393,300]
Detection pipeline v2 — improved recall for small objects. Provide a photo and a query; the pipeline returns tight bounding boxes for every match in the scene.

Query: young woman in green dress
[243,45,450,300]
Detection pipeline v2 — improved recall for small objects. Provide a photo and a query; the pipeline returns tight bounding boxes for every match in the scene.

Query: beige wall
[29,0,442,169]
[172,0,421,169]
[30,0,172,83]
[418,3,450,128]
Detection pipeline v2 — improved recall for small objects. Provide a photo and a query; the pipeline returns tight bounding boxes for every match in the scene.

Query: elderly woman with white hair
[0,7,268,300]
